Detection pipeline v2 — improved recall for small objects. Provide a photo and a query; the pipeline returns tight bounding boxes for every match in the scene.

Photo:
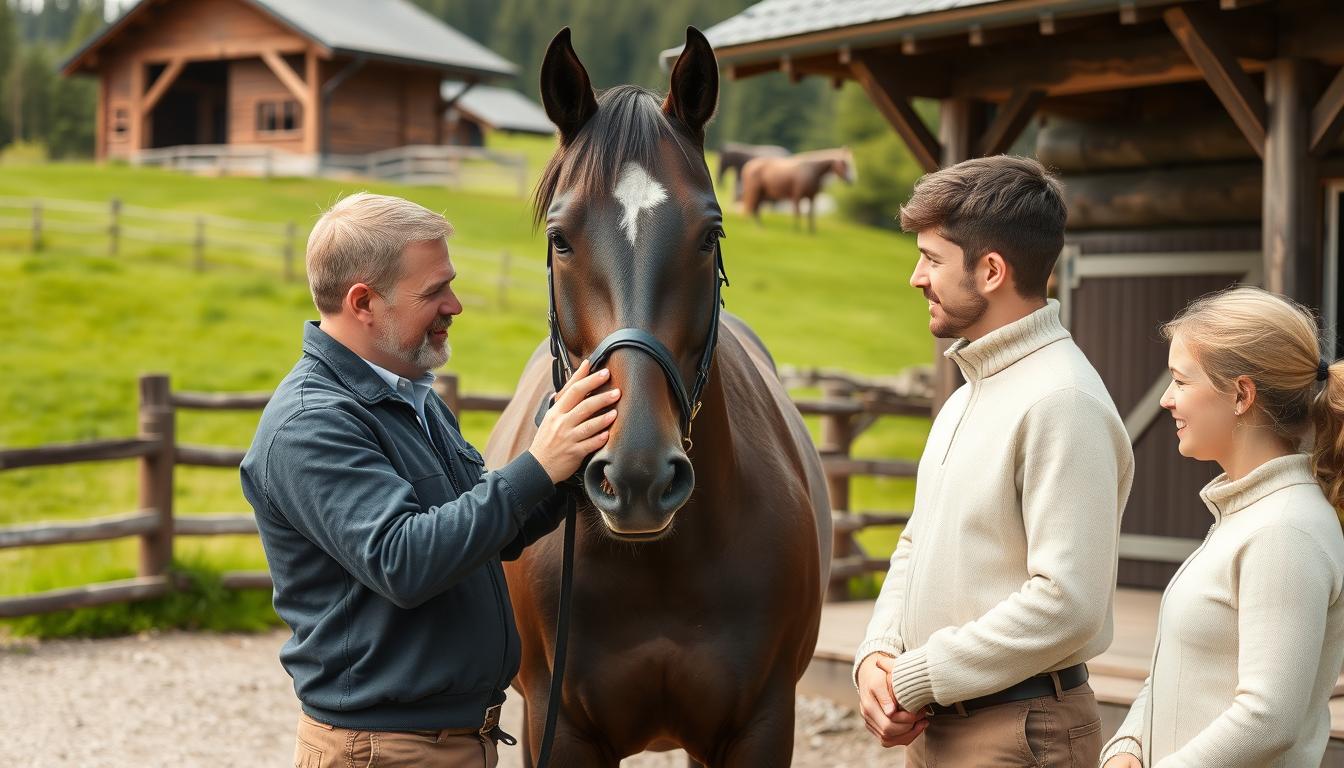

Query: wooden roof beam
[979,87,1044,156]
[849,54,941,172]
[139,56,185,117]
[261,49,315,112]
[1164,5,1266,157]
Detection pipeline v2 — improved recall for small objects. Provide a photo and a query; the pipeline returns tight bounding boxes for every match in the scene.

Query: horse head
[536,27,724,541]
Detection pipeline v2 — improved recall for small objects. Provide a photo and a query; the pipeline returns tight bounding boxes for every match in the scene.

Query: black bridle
[532,237,728,768]
[545,240,729,451]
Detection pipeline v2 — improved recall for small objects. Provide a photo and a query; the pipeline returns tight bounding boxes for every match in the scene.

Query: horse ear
[663,26,718,143]
[540,27,598,145]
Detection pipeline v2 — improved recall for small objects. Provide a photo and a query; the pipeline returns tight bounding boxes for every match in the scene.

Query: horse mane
[533,85,699,227]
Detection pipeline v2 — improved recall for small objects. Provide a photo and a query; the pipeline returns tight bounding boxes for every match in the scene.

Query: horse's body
[716,141,789,201]
[483,28,831,768]
[740,149,854,233]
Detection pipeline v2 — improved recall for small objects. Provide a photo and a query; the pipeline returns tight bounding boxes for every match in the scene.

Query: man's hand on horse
[857,653,929,748]
[532,359,621,484]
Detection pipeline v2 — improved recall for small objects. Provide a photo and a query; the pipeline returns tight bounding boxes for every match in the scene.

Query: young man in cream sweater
[855,156,1134,766]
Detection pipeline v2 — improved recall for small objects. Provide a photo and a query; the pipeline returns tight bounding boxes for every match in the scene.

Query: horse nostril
[583,459,618,510]
[657,454,694,513]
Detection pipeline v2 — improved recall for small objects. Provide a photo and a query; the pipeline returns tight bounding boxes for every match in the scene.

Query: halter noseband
[546,241,728,451]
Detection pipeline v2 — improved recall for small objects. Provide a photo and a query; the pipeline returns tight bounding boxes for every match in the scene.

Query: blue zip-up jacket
[240,322,563,731]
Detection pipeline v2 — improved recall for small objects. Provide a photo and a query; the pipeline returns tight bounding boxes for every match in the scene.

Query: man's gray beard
[374,322,451,372]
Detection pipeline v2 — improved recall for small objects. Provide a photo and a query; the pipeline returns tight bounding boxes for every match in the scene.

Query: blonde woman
[1101,286,1344,767]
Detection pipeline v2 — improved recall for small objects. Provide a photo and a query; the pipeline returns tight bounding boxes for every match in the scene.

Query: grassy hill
[0,141,932,635]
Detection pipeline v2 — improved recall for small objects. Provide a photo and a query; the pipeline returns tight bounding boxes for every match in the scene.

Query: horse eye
[701,229,724,252]
[549,231,572,254]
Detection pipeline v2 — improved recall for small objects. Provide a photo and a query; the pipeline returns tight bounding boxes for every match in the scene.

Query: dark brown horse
[740,148,855,233]
[716,141,790,201]
[484,27,831,768]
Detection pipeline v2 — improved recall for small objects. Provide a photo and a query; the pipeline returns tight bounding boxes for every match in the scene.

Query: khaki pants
[905,682,1104,768]
[294,713,500,768]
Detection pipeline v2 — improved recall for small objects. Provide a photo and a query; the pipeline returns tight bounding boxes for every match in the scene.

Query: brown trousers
[294,713,500,768]
[905,682,1104,768]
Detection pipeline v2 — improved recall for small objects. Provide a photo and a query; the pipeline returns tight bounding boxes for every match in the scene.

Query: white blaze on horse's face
[613,162,668,246]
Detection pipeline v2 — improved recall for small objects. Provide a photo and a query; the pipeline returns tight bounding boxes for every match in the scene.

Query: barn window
[256,99,300,134]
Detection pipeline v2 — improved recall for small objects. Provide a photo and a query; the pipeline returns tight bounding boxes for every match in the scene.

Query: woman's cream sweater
[1100,453,1344,767]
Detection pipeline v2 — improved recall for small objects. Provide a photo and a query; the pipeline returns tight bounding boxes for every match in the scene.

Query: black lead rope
[533,243,728,768]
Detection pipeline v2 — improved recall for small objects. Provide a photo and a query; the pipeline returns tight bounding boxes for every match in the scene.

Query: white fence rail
[134,144,529,196]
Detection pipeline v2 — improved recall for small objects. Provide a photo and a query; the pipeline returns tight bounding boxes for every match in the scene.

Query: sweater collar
[946,299,1070,382]
[1199,453,1317,519]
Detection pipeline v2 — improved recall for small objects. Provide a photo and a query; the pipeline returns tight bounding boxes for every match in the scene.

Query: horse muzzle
[582,444,694,539]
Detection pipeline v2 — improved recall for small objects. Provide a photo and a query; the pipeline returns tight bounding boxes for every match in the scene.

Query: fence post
[30,200,42,253]
[497,250,511,309]
[194,216,206,272]
[436,373,461,415]
[283,221,297,282]
[108,198,121,257]
[137,374,175,579]
[820,380,857,601]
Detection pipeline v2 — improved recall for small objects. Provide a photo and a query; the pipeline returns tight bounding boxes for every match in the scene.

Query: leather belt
[925,663,1089,717]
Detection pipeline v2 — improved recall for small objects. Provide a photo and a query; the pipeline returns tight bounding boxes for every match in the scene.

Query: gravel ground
[0,630,904,767]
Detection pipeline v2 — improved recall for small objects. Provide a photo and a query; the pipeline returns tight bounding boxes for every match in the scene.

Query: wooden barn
[61,0,517,173]
[676,0,1344,591]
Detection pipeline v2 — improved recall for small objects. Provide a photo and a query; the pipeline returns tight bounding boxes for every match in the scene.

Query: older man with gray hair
[241,192,618,767]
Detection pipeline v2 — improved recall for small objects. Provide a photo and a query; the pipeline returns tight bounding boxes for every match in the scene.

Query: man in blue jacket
[241,192,618,768]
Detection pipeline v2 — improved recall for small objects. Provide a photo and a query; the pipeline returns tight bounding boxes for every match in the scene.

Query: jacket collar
[302,321,397,405]
[1199,452,1318,520]
[946,299,1070,382]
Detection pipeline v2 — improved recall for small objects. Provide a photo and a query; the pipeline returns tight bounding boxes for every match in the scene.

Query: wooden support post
[283,221,297,282]
[820,380,857,602]
[1262,59,1318,301]
[129,60,145,157]
[109,198,120,257]
[30,201,42,253]
[1164,5,1267,156]
[849,55,942,173]
[303,49,320,156]
[436,373,460,415]
[194,216,206,272]
[137,374,174,578]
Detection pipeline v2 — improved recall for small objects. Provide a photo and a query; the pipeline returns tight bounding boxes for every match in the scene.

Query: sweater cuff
[888,645,935,713]
[495,451,556,523]
[1100,736,1143,764]
[852,640,901,688]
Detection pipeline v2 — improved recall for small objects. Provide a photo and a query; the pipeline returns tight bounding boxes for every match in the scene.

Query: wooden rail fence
[0,196,300,280]
[0,371,929,617]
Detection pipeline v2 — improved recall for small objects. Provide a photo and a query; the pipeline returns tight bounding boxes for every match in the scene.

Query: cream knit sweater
[855,300,1134,713]
[1100,453,1344,767]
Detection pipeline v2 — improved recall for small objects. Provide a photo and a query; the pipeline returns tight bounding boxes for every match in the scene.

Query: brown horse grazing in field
[484,27,831,768]
[716,141,790,201]
[740,148,855,233]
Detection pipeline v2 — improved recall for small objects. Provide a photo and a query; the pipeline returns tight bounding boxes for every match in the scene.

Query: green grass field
[0,136,932,635]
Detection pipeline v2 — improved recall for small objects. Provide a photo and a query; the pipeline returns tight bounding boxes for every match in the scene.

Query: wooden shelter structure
[670,0,1344,589]
[61,0,516,173]
[440,83,556,147]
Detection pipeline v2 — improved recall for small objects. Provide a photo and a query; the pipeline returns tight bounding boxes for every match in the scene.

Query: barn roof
[659,0,1161,67]
[441,83,556,136]
[63,0,517,80]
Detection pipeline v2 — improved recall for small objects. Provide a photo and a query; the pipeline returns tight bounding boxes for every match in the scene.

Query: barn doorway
[148,60,228,149]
